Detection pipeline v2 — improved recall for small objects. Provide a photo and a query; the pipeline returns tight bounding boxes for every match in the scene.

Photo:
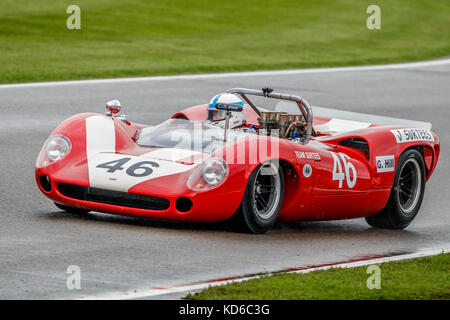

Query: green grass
[0,0,449,83]
[185,253,450,300]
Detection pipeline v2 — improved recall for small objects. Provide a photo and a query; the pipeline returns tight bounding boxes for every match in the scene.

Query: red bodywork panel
[36,104,440,223]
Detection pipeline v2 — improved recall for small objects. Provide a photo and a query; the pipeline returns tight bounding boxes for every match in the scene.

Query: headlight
[187,158,228,191]
[46,135,71,161]
[36,134,72,167]
[202,158,227,185]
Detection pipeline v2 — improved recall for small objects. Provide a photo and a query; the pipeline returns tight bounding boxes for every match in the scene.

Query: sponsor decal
[295,151,321,160]
[391,128,434,143]
[376,155,395,173]
[295,151,304,159]
[303,164,312,178]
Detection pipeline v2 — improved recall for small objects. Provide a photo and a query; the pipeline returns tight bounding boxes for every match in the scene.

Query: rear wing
[275,102,432,130]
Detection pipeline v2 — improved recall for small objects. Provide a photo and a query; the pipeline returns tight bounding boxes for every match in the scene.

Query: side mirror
[106,99,121,116]
[215,103,243,113]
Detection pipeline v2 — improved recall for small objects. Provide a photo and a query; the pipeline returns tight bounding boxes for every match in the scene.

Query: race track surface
[1,60,449,299]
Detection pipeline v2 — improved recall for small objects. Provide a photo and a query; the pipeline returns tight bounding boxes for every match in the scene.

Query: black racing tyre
[365,149,426,230]
[54,202,90,214]
[233,161,284,234]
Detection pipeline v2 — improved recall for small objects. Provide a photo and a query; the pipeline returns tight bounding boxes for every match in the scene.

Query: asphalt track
[0,59,449,299]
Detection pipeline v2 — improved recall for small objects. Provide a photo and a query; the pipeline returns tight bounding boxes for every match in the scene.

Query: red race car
[35,88,440,233]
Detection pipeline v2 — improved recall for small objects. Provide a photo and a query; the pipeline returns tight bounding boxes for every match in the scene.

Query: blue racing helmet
[207,93,245,128]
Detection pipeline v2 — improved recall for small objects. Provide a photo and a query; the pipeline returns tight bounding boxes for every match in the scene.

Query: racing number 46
[96,157,159,177]
[331,152,357,188]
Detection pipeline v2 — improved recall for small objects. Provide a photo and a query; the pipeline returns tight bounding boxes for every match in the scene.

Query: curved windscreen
[136,119,249,154]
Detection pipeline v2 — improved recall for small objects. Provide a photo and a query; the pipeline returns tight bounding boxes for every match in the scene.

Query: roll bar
[226,88,313,144]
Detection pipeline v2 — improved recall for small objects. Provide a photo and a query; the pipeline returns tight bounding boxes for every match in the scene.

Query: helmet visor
[207,109,227,122]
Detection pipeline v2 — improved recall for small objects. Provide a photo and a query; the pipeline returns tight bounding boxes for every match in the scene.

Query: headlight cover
[187,158,228,191]
[36,134,72,168]
[202,158,227,185]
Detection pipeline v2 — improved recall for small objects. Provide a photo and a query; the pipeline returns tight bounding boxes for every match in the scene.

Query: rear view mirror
[215,103,243,112]
[105,99,122,116]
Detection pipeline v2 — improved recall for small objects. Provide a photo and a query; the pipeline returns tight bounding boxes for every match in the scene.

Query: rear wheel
[365,149,425,229]
[233,161,284,234]
[54,202,90,214]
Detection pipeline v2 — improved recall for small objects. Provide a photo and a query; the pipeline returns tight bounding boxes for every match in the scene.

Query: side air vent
[338,138,369,158]
[58,183,170,211]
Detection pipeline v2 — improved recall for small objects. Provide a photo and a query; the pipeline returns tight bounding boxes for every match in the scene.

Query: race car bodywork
[36,88,440,233]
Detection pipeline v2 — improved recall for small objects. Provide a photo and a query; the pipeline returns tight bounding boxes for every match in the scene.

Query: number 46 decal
[96,157,159,177]
[331,152,357,188]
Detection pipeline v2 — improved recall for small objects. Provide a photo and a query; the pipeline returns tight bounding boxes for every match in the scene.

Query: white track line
[76,247,449,300]
[2,58,450,90]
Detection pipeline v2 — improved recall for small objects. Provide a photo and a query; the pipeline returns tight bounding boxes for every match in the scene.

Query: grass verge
[0,0,449,84]
[185,253,450,300]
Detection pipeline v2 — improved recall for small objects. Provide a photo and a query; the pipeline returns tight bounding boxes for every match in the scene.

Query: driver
[206,93,245,129]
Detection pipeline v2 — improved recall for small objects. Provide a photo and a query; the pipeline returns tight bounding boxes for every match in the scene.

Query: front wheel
[365,149,425,229]
[54,202,90,214]
[233,161,284,234]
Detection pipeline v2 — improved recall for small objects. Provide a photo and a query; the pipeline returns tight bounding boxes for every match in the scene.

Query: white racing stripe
[314,118,371,134]
[85,115,200,192]
[1,58,449,89]
[88,153,197,192]
[76,247,449,300]
[86,116,116,155]
[86,115,116,188]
